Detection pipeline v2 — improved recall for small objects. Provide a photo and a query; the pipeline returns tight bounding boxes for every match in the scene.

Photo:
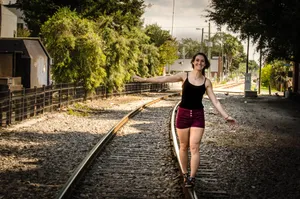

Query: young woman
[133,52,235,187]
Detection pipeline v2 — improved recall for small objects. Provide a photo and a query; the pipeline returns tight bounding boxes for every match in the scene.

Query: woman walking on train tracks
[133,52,235,188]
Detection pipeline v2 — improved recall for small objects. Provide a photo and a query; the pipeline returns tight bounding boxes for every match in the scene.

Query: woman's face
[193,55,206,71]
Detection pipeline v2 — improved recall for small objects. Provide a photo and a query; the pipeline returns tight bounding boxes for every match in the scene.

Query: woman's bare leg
[189,127,204,177]
[176,128,190,174]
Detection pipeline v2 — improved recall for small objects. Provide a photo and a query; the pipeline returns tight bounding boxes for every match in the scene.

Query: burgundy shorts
[176,107,205,129]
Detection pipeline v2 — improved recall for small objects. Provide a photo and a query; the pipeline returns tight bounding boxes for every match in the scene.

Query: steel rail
[170,101,198,199]
[56,92,180,199]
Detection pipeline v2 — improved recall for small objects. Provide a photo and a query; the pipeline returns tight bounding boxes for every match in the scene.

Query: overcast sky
[142,0,259,61]
[2,0,258,61]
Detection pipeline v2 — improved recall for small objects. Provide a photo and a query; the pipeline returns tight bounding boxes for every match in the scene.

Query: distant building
[166,57,224,80]
[0,38,52,90]
[0,0,26,37]
[166,59,192,74]
[210,56,224,80]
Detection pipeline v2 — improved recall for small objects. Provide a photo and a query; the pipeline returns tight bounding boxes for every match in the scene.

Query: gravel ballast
[1,92,300,199]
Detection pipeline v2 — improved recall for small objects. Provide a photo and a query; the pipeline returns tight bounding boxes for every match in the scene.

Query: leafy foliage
[40,8,106,90]
[261,60,290,90]
[178,33,245,75]
[144,24,178,76]
[21,1,179,92]
[238,60,258,75]
[211,32,244,72]
[16,0,146,36]
[17,27,31,37]
[207,0,300,62]
[178,38,201,59]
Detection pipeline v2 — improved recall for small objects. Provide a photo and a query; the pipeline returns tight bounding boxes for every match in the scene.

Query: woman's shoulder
[174,71,187,79]
[204,77,212,87]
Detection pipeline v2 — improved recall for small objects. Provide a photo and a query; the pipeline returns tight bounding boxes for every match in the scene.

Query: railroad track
[214,81,244,89]
[171,101,230,199]
[56,92,230,199]
[213,81,244,94]
[57,93,184,199]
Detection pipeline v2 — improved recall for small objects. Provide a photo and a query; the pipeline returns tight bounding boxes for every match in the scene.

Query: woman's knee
[180,143,189,151]
[189,143,200,154]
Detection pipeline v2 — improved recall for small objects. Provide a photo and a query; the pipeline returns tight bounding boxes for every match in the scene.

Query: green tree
[237,60,258,75]
[261,60,289,91]
[206,0,300,62]
[177,33,244,75]
[178,38,201,59]
[144,24,178,75]
[269,60,290,91]
[158,39,178,74]
[40,8,106,91]
[94,16,162,90]
[210,32,245,74]
[16,0,146,36]
[261,64,272,88]
[145,24,172,47]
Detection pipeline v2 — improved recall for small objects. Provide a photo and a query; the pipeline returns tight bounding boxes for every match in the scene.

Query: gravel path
[1,91,300,199]
[0,92,175,199]
[73,98,183,199]
[201,94,300,199]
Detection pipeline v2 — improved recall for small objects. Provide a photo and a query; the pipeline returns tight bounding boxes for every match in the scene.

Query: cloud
[144,0,210,18]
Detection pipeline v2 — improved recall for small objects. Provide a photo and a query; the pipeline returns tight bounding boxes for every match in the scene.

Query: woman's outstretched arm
[205,79,235,122]
[133,72,184,83]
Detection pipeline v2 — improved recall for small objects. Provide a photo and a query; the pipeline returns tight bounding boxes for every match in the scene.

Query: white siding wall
[1,5,17,37]
[3,0,17,4]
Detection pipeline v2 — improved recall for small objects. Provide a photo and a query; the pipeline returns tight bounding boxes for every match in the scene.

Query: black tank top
[179,72,206,109]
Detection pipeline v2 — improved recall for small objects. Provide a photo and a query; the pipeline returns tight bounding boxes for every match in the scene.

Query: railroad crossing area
[0,89,299,198]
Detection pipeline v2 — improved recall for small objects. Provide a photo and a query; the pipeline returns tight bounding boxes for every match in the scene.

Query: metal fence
[0,82,169,127]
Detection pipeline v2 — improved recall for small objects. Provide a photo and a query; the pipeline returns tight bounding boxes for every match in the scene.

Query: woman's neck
[191,70,203,80]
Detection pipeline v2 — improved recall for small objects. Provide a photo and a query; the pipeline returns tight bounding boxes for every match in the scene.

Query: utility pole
[246,35,250,73]
[258,48,262,94]
[196,27,204,52]
[207,22,211,78]
[201,28,204,52]
[167,0,175,75]
[219,28,224,81]
[244,35,251,91]
[171,0,175,36]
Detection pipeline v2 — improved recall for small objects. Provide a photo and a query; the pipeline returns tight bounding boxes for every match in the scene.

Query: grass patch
[67,103,90,117]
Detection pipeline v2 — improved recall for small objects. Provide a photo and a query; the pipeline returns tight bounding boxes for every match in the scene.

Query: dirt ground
[202,93,300,199]
[1,90,299,199]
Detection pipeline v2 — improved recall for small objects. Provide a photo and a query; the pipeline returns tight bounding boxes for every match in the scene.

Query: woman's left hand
[225,116,236,125]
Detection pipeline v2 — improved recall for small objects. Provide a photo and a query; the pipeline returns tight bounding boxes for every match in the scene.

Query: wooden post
[67,83,69,106]
[42,85,46,114]
[0,101,2,127]
[59,84,62,110]
[50,83,53,112]
[34,86,37,116]
[73,83,76,100]
[22,88,25,120]
[7,90,12,126]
